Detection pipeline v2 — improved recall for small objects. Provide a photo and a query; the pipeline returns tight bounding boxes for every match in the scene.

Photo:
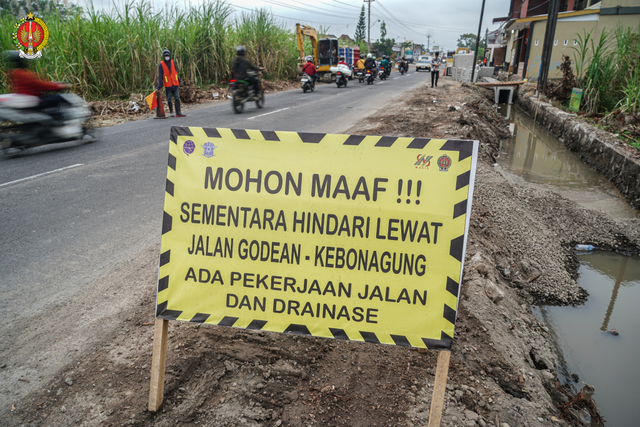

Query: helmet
[305,55,313,62]
[367,53,372,59]
[339,56,345,61]
[235,45,246,56]
[3,50,27,69]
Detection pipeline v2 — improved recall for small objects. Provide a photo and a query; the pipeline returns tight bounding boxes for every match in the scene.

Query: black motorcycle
[301,73,315,93]
[229,70,264,114]
[379,66,388,80]
[365,69,375,85]
[336,70,348,88]
[0,91,95,157]
[399,62,407,75]
[357,70,364,83]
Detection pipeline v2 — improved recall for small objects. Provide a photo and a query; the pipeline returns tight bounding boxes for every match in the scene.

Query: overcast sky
[85,0,510,52]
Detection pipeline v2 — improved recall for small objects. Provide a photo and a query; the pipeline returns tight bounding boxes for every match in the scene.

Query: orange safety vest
[161,60,179,87]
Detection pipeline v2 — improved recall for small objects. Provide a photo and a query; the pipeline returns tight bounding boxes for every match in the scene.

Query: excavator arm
[296,23,318,67]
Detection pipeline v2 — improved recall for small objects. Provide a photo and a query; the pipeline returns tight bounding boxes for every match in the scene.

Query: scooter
[301,73,315,93]
[399,63,408,74]
[336,70,348,88]
[0,91,94,157]
[365,69,375,85]
[379,66,387,80]
[357,69,364,83]
[229,70,264,114]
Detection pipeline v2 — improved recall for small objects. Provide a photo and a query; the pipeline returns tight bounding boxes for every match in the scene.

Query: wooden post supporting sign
[148,318,169,412]
[427,350,451,427]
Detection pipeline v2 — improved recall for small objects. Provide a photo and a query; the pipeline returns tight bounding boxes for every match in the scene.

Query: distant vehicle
[415,57,432,72]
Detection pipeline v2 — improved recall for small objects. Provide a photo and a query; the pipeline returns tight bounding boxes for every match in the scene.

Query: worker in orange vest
[157,49,184,117]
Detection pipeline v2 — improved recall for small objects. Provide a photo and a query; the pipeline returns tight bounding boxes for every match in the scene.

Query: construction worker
[356,54,366,71]
[301,56,317,86]
[231,45,263,96]
[157,49,185,117]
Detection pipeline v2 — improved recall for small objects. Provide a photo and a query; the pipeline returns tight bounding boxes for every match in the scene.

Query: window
[554,40,558,46]
[564,39,568,45]
[535,40,539,46]
[574,40,578,45]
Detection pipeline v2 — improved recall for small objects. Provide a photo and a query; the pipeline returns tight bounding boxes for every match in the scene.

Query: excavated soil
[4,78,640,427]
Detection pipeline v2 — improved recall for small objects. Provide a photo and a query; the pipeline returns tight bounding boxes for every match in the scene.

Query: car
[415,58,432,72]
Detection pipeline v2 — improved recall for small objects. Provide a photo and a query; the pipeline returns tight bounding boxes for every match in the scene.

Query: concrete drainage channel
[495,97,639,426]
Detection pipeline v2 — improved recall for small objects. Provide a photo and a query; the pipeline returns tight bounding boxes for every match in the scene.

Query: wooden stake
[427,350,451,427]
[148,318,169,412]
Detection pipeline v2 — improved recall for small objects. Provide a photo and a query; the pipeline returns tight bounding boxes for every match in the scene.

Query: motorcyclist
[364,53,377,78]
[399,56,408,72]
[231,45,262,96]
[301,55,317,86]
[356,54,365,72]
[3,50,69,124]
[380,55,390,77]
[337,56,349,67]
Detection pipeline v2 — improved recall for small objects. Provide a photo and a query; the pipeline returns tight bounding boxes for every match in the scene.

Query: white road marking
[247,107,290,120]
[0,164,84,188]
[394,77,400,80]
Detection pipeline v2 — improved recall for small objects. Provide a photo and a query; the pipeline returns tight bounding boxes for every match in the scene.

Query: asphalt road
[0,69,430,326]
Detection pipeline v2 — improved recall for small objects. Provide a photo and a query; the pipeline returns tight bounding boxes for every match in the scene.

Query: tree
[457,33,477,48]
[372,21,394,57]
[0,0,81,19]
[380,20,387,40]
[354,5,366,43]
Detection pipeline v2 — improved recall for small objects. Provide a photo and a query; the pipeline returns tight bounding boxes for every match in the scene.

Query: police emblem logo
[201,142,218,158]
[437,154,452,172]
[13,13,49,60]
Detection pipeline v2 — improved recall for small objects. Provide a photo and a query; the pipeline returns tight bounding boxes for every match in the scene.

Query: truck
[338,46,360,72]
[296,23,340,82]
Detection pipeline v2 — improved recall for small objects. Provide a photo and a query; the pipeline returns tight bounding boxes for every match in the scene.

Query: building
[338,34,356,45]
[500,0,640,80]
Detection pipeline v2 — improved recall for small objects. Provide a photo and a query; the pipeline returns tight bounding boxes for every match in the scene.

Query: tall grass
[0,0,298,99]
[572,23,640,114]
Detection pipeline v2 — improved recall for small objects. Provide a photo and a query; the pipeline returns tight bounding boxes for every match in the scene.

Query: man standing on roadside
[431,51,442,88]
[157,49,185,117]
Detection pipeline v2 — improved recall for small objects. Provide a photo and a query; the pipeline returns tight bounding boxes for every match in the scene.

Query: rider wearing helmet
[356,54,366,71]
[380,55,390,76]
[3,50,69,124]
[364,52,377,77]
[231,45,262,95]
[301,55,317,86]
[337,56,349,67]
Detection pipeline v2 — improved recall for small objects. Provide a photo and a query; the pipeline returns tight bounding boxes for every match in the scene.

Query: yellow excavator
[296,23,339,83]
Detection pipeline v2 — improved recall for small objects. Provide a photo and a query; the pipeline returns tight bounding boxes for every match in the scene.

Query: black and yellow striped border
[157,126,476,351]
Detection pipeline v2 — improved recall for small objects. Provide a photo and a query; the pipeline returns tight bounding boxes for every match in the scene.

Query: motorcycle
[357,69,364,83]
[301,73,314,93]
[399,62,407,75]
[335,70,348,88]
[365,69,375,85]
[229,70,264,114]
[0,91,94,157]
[379,66,387,80]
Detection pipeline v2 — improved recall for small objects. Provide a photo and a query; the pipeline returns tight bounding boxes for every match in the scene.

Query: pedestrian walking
[157,49,185,117]
[431,52,442,88]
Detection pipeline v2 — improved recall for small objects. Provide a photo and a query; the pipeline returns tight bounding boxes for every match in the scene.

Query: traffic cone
[154,91,167,119]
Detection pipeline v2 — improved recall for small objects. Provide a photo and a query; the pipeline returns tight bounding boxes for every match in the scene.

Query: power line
[231,4,351,27]
[327,0,361,9]
[260,0,357,20]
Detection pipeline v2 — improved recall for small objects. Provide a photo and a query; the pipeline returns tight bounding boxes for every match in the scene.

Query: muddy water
[532,252,640,427]
[496,105,639,219]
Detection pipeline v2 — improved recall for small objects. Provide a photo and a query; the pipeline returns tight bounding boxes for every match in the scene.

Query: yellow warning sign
[156,127,478,350]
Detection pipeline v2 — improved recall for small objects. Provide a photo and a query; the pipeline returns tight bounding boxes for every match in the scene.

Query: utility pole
[426,34,431,51]
[537,0,561,96]
[470,0,486,83]
[364,0,375,45]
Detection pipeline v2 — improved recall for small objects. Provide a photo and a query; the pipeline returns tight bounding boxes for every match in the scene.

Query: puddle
[496,105,639,219]
[532,251,640,427]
